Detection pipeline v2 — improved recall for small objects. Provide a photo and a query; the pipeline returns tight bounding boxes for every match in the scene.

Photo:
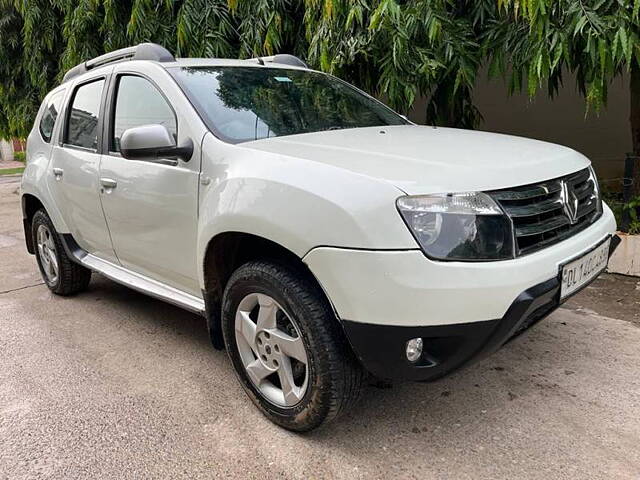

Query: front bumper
[341,276,560,381]
[343,234,619,381]
[303,205,618,381]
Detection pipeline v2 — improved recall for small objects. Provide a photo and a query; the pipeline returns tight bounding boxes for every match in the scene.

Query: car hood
[241,125,590,195]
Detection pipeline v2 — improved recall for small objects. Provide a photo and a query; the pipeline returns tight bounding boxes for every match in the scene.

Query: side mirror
[120,124,193,164]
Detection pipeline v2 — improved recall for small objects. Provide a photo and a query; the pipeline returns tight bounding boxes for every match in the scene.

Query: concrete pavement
[1,177,639,479]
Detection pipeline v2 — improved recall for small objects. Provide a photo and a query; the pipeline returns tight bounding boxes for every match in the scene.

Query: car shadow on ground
[83,274,214,350]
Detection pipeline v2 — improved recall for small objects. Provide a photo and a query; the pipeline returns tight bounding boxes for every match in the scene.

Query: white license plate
[560,238,610,299]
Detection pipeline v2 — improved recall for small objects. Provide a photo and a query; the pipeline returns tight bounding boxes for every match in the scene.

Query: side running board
[60,234,205,315]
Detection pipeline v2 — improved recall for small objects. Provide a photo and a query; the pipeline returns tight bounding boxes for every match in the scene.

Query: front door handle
[52,167,64,180]
[100,178,117,189]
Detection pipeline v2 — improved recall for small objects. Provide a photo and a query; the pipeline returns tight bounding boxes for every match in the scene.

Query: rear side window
[39,92,64,143]
[65,79,105,150]
[111,75,177,152]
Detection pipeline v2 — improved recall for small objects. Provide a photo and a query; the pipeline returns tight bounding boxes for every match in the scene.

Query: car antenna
[257,57,265,66]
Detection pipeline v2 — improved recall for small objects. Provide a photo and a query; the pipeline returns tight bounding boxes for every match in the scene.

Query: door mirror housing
[120,124,193,163]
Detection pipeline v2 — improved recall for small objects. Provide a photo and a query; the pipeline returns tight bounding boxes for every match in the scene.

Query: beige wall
[408,73,630,188]
[0,139,14,163]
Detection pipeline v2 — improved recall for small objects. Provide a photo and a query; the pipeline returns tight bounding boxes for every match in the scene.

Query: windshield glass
[170,66,407,143]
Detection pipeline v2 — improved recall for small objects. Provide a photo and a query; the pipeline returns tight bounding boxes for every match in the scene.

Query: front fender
[196,133,418,285]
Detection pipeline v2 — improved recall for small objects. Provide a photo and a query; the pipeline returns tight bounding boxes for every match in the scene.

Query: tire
[32,209,91,295]
[222,260,365,432]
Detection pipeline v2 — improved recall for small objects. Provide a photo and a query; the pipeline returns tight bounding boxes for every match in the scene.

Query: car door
[47,75,118,263]
[98,71,201,296]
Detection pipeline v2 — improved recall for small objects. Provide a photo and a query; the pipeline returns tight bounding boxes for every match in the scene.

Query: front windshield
[170,66,408,143]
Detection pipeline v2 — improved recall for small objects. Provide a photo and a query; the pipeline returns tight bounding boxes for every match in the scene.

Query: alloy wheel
[235,293,309,407]
[36,224,59,284]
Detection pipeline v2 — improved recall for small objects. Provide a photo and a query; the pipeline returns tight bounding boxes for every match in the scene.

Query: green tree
[3,0,640,200]
[0,0,59,137]
[303,0,485,127]
[485,0,640,194]
[1,0,487,139]
[0,0,288,139]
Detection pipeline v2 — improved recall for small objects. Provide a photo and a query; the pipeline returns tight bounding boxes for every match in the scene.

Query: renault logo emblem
[561,180,579,224]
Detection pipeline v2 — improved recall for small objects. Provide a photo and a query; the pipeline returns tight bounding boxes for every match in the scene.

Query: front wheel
[221,260,365,431]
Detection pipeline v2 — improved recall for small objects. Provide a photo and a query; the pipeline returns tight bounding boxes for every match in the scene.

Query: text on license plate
[561,239,610,299]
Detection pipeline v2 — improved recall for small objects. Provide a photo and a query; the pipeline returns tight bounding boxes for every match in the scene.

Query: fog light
[406,338,423,363]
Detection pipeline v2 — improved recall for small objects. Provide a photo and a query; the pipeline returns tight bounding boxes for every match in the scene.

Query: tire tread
[222,260,365,431]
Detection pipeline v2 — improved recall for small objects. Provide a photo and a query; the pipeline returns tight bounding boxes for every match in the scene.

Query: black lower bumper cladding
[342,234,621,382]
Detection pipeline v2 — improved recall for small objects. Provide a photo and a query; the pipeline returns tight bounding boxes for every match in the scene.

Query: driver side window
[111,75,177,153]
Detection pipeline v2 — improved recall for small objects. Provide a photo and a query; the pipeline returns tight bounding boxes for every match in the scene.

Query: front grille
[488,168,602,256]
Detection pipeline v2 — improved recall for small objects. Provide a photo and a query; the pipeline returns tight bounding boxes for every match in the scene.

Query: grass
[0,167,25,176]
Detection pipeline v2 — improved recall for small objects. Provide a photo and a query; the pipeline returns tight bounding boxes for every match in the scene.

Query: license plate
[560,238,610,299]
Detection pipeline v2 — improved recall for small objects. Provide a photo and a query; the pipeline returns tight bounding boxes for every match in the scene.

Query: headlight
[397,192,514,261]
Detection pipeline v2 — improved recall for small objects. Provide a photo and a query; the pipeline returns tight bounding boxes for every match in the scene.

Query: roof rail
[62,43,175,83]
[249,54,309,69]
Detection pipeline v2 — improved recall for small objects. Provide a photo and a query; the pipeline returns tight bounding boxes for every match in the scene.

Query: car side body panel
[22,87,72,234]
[97,61,209,296]
[46,72,118,262]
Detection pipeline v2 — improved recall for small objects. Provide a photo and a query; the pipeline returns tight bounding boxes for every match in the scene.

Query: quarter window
[39,92,64,143]
[112,76,177,152]
[66,79,105,150]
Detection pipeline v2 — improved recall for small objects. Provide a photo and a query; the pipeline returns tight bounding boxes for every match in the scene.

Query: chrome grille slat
[490,181,561,201]
[500,196,564,218]
[568,169,590,182]
[488,168,601,256]
[515,215,571,237]
[574,184,594,201]
[517,223,587,255]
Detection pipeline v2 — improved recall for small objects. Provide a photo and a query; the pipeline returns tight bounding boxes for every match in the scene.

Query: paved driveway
[1,178,639,479]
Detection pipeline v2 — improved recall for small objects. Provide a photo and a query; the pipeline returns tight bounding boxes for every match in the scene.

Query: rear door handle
[100,178,117,189]
[52,168,63,180]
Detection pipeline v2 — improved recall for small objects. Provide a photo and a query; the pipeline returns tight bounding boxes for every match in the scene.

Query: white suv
[21,43,618,431]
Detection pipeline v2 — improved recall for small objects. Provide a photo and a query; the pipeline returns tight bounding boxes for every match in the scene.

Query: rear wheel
[222,260,364,431]
[32,209,91,295]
